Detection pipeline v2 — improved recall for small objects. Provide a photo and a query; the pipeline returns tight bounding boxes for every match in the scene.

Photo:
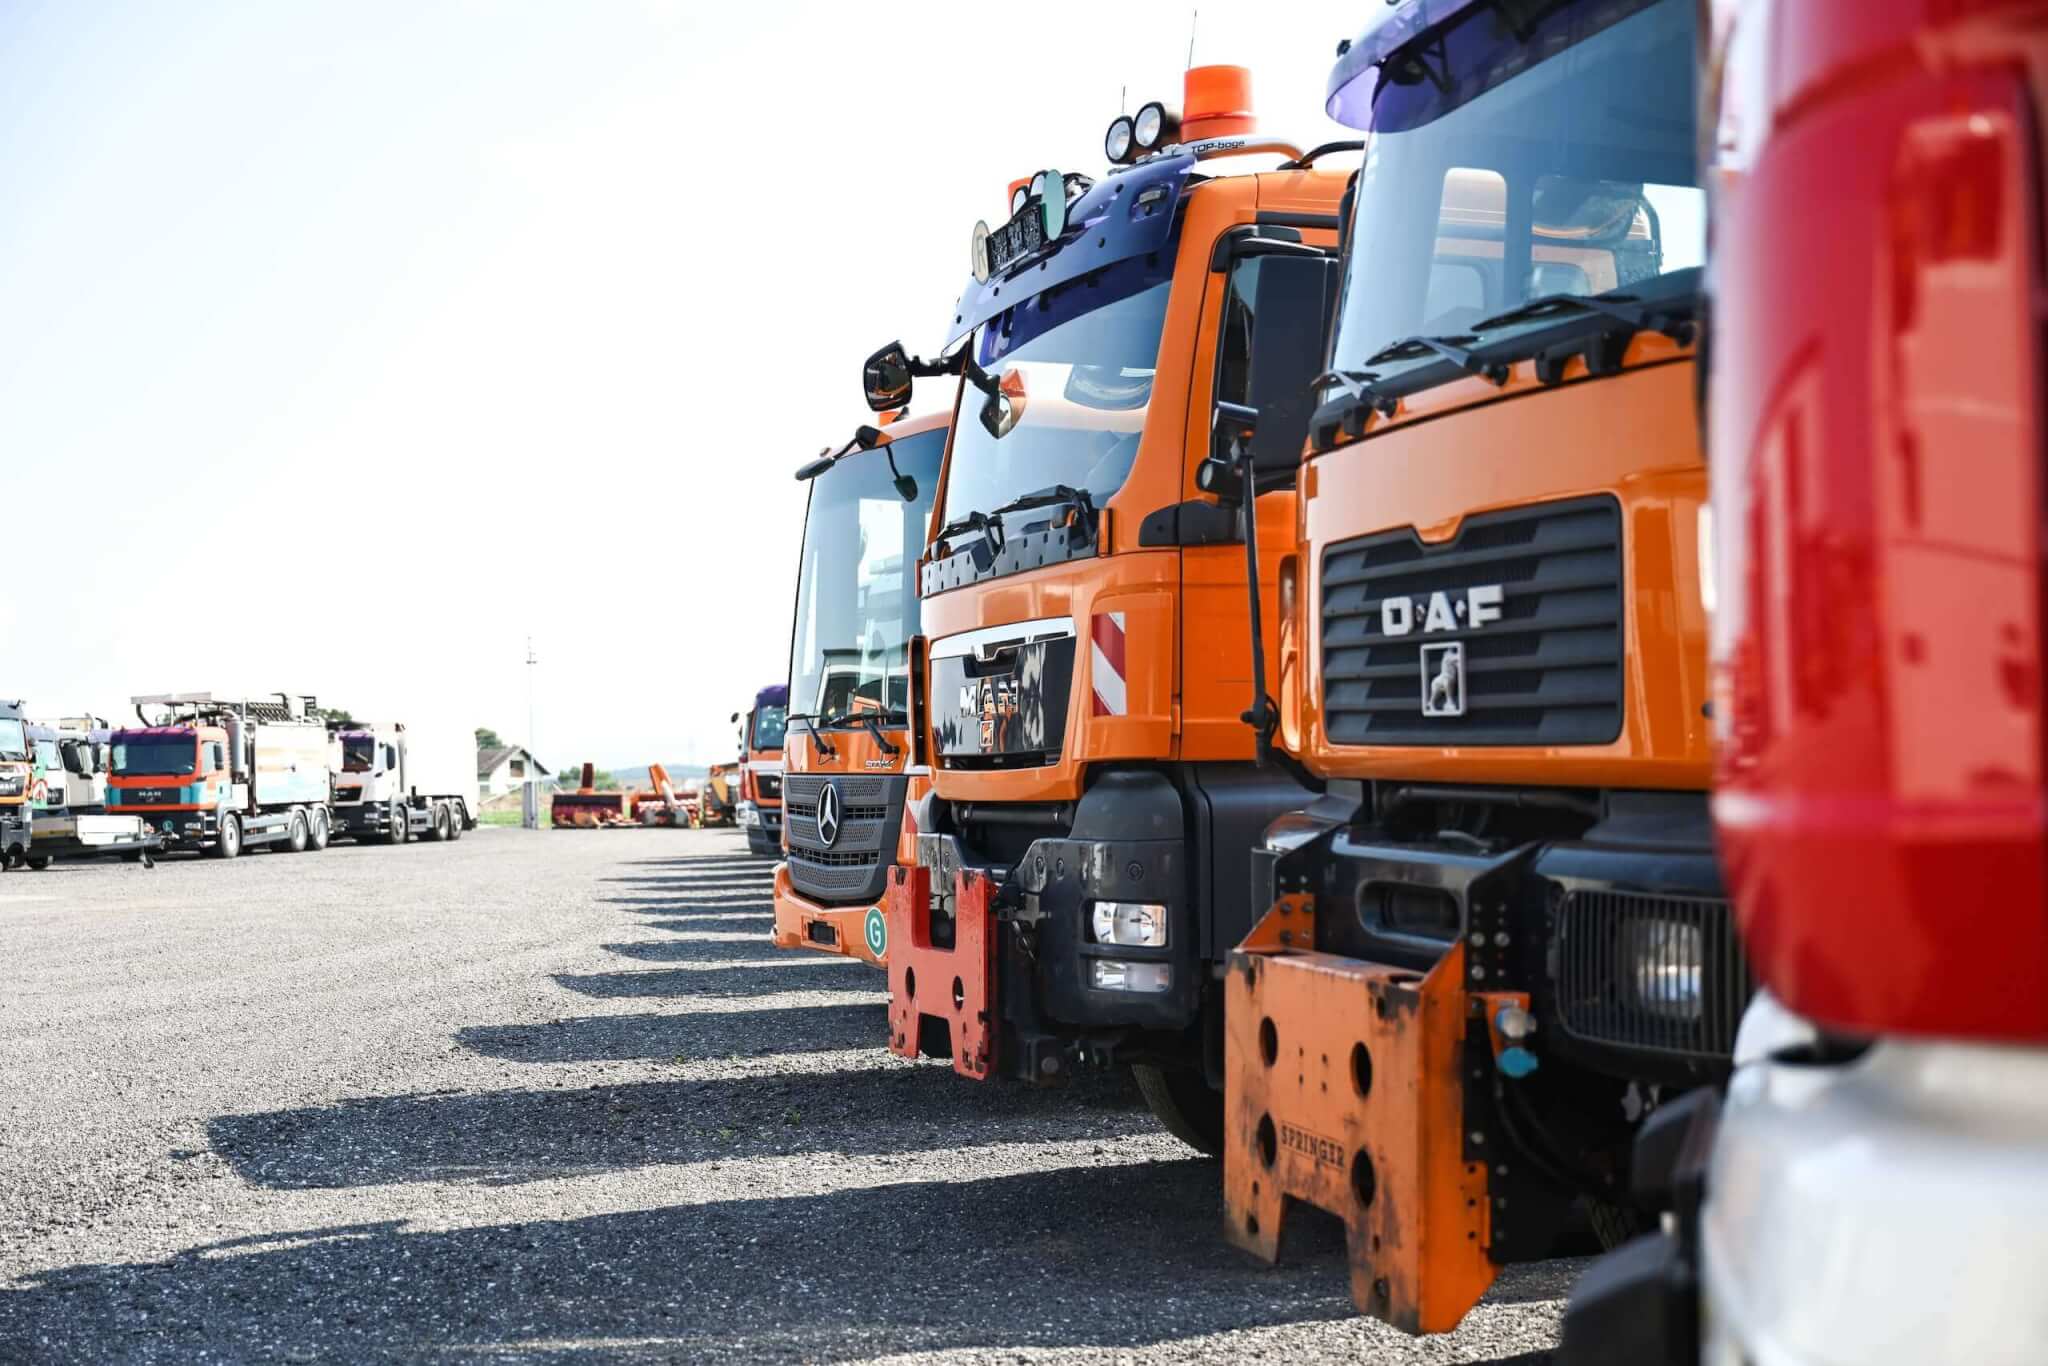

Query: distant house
[477,745,551,797]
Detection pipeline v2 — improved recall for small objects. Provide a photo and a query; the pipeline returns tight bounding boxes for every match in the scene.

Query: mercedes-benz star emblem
[816,780,842,848]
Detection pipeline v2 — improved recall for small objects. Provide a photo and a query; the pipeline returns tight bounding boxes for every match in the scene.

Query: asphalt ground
[0,826,1578,1363]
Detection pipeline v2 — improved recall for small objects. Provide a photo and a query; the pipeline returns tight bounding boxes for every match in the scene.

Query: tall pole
[522,636,540,831]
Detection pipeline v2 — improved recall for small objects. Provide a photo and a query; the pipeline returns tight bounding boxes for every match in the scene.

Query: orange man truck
[865,68,1350,1148]
[771,414,947,964]
[108,692,336,857]
[1218,0,1733,1335]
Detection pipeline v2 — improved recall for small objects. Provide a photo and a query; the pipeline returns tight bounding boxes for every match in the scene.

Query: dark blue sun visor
[944,152,1195,349]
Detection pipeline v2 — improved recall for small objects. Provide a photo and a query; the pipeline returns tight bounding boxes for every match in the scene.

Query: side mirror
[1207,251,1339,496]
[979,368,1026,440]
[864,341,915,412]
[59,741,87,776]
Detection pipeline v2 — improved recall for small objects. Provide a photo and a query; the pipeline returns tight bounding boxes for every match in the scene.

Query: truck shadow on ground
[603,937,868,965]
[641,913,773,933]
[553,961,873,998]
[1,1163,1564,1364]
[456,1001,887,1064]
[204,1064,1147,1191]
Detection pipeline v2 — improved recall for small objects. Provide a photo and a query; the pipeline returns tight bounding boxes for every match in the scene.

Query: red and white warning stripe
[1091,611,1127,716]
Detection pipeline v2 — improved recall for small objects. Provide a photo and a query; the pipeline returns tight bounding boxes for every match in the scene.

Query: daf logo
[1380,584,1504,637]
[816,781,843,848]
[1421,642,1467,718]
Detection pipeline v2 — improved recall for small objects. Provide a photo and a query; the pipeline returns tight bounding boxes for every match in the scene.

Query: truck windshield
[0,720,24,761]
[341,735,376,772]
[751,705,787,750]
[112,736,197,776]
[789,428,945,726]
[941,250,1170,531]
[1325,0,1702,377]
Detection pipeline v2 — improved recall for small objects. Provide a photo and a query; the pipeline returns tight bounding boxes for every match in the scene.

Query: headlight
[1104,115,1134,164]
[1624,920,1704,1022]
[1090,901,1168,948]
[1091,959,1170,993]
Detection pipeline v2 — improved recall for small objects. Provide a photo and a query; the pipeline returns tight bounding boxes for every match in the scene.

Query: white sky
[1,0,1359,768]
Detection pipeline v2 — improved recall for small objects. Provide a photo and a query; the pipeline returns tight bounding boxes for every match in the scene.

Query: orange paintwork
[1224,898,1520,1334]
[918,169,1346,803]
[1290,349,1711,789]
[106,729,221,811]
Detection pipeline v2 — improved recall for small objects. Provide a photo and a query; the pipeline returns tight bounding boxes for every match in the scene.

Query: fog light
[1624,920,1704,1022]
[1090,900,1168,948]
[1091,959,1170,993]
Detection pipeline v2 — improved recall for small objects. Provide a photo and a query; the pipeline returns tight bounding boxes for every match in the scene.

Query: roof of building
[478,745,551,778]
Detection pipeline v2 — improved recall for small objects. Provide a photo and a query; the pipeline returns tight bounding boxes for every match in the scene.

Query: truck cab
[771,414,945,963]
[28,717,110,812]
[0,700,32,867]
[737,684,788,857]
[868,70,1348,1147]
[1220,0,1727,1335]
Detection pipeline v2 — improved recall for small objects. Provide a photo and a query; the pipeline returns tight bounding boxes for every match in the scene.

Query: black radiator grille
[1556,889,1752,1063]
[755,772,782,801]
[1321,495,1624,746]
[783,774,903,904]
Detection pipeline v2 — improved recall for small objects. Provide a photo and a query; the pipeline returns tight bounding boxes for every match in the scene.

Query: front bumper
[772,862,886,967]
[111,808,220,847]
[884,821,1192,1083]
[737,800,783,836]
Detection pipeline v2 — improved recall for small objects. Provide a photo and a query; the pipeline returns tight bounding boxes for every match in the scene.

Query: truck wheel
[1133,1064,1225,1157]
[426,804,451,842]
[447,808,465,841]
[384,800,408,845]
[212,814,243,859]
[280,811,309,854]
[25,854,52,871]
[308,808,331,850]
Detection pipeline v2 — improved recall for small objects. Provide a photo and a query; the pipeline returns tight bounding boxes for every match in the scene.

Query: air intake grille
[1321,496,1623,746]
[1556,889,1752,1063]
[755,772,782,801]
[783,774,905,905]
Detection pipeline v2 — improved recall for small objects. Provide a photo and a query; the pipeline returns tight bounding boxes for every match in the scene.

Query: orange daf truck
[861,68,1349,1146]
[736,684,787,857]
[1219,0,1734,1334]
[772,413,947,964]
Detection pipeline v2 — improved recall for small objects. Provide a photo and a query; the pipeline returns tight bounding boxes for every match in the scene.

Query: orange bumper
[1223,897,1525,1335]
[771,863,888,967]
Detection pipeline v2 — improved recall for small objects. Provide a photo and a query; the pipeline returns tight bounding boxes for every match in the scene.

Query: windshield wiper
[1365,334,1509,386]
[988,484,1098,545]
[784,712,837,760]
[1470,287,1699,343]
[846,713,902,757]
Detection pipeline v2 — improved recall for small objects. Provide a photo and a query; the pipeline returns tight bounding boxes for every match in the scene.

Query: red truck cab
[1564,3,2048,1361]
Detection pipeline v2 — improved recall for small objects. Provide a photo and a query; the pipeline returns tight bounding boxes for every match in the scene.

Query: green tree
[475,726,504,750]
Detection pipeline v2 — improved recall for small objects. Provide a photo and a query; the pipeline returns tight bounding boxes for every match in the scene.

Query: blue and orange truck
[107,692,335,857]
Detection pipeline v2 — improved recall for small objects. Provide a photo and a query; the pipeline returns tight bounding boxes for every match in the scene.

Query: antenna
[1187,8,1198,69]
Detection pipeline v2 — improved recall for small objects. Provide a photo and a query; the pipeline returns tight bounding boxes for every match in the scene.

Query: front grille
[756,772,782,801]
[783,774,904,904]
[1556,889,1752,1062]
[1321,496,1623,746]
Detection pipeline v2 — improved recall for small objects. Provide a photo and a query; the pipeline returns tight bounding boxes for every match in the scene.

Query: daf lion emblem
[1421,642,1467,718]
[816,780,843,848]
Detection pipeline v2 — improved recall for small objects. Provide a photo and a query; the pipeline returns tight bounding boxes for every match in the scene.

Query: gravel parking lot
[0,827,1575,1363]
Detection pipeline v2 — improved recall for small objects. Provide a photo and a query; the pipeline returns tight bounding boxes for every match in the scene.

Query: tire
[308,808,331,851]
[747,829,777,858]
[429,804,452,842]
[1588,1199,1645,1251]
[1133,1063,1225,1157]
[384,800,408,845]
[447,808,465,841]
[25,855,51,871]
[212,814,243,860]
[280,811,309,854]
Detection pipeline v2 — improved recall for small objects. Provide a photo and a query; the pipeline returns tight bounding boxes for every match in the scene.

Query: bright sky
[1,0,1359,768]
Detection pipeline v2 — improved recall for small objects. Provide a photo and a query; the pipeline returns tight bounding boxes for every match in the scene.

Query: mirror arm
[1222,414,1279,767]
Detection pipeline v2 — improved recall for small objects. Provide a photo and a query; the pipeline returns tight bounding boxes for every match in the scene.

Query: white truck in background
[327,719,478,844]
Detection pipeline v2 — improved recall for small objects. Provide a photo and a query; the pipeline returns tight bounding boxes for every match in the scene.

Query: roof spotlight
[1011,182,1030,216]
[971,219,992,284]
[1105,115,1135,164]
[1133,100,1180,151]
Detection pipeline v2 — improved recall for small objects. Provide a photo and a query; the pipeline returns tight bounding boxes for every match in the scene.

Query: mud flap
[1223,896,1524,1335]
[884,862,996,1079]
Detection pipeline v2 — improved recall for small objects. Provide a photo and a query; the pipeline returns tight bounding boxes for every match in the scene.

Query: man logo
[1421,642,1466,717]
[816,780,842,848]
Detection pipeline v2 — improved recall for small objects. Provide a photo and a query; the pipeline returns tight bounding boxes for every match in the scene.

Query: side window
[510,758,526,778]
[1213,256,1262,408]
[384,744,398,771]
